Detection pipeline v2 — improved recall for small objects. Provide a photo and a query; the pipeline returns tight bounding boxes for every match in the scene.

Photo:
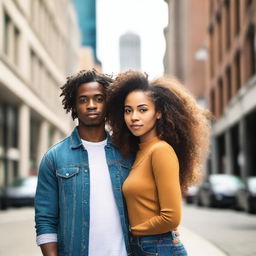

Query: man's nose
[87,99,97,109]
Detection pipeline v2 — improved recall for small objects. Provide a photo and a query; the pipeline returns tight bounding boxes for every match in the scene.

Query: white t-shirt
[82,139,127,256]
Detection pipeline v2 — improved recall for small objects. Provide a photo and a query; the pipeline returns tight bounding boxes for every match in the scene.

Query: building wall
[163,0,256,181]
[207,0,256,179]
[164,0,208,101]
[163,0,187,82]
[0,0,80,188]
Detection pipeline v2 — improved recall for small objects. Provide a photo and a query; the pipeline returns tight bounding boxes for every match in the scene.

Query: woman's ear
[156,112,162,119]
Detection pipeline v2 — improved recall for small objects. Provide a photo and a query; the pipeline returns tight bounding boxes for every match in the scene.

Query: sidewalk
[180,226,227,256]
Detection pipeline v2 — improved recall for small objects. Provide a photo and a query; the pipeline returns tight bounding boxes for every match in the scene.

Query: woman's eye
[124,109,131,113]
[139,108,147,112]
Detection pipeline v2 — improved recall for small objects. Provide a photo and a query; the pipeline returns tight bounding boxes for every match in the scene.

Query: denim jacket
[35,127,133,256]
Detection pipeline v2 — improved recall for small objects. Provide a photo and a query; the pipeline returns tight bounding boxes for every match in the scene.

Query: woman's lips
[130,124,142,130]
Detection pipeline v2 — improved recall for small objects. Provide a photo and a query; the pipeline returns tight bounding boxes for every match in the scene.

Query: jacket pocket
[56,167,79,197]
[56,167,79,178]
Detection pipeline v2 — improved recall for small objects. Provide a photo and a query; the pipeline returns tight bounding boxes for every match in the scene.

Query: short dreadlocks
[60,69,113,120]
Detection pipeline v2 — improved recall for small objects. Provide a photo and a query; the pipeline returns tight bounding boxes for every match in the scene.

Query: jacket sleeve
[35,153,59,236]
[131,145,182,235]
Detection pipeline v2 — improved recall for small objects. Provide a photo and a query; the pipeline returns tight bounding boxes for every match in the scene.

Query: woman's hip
[130,231,187,256]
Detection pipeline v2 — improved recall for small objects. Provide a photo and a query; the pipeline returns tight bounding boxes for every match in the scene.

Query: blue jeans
[130,231,188,256]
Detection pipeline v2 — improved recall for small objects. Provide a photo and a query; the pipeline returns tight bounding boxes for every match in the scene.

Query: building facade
[163,0,208,103]
[72,0,101,70]
[0,0,80,189]
[164,0,256,181]
[207,0,256,179]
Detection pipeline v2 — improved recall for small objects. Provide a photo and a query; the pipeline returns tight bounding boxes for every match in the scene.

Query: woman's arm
[131,144,182,236]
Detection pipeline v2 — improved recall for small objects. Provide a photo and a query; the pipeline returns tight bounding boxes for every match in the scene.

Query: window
[226,67,232,101]
[3,11,11,56]
[235,52,241,91]
[235,0,240,35]
[225,0,231,50]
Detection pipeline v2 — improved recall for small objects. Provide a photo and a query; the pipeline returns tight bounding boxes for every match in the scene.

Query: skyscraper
[119,32,141,72]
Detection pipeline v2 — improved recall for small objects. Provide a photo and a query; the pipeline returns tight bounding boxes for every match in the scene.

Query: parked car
[183,186,198,204]
[196,174,244,208]
[0,187,7,210]
[235,177,256,214]
[5,176,38,207]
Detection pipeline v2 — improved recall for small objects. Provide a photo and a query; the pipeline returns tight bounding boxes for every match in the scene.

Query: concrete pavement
[180,226,227,256]
[0,208,227,256]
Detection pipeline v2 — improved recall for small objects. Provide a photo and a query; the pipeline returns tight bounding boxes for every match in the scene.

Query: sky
[97,0,168,79]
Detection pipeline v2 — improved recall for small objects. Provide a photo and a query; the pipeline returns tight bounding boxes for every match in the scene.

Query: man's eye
[79,98,87,103]
[96,97,104,102]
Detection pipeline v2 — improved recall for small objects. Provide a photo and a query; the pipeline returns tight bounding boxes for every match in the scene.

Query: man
[35,70,133,256]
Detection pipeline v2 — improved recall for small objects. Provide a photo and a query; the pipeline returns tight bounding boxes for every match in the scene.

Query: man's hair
[60,69,113,120]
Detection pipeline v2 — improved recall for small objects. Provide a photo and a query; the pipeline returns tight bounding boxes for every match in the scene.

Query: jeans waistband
[131,231,174,242]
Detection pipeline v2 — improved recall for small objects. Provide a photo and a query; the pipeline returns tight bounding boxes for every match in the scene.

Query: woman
[107,70,210,256]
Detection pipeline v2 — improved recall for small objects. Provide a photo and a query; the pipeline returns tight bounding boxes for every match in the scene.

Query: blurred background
[0,0,256,255]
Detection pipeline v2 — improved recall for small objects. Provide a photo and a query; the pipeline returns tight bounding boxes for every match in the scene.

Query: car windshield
[248,177,256,190]
[210,175,243,186]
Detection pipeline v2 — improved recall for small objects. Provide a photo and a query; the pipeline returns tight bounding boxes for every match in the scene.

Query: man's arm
[35,153,59,255]
[40,242,58,256]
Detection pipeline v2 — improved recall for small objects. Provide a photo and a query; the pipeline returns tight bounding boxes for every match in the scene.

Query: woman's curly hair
[106,70,211,192]
[60,69,113,120]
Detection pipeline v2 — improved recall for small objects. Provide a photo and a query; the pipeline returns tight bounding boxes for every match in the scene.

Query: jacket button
[84,169,88,173]
[65,173,69,176]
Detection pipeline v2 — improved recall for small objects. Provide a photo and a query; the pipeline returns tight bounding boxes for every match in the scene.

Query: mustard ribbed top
[122,137,182,236]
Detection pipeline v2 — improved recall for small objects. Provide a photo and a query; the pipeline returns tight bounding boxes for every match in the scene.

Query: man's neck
[78,124,106,142]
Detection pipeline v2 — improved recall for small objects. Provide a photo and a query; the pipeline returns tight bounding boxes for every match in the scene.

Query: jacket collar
[70,126,113,149]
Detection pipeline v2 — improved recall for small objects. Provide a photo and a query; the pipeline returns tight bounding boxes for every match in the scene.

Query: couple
[35,69,210,256]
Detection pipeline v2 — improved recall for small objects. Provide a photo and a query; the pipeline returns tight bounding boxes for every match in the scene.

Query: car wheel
[196,193,203,207]
[246,198,256,214]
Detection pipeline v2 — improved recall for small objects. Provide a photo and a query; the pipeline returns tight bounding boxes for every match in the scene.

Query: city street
[182,203,256,256]
[1,205,255,255]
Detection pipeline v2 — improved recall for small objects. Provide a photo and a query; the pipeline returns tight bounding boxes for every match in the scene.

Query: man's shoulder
[44,135,71,157]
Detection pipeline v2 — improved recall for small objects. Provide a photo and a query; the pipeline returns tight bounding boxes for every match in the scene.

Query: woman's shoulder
[150,139,176,156]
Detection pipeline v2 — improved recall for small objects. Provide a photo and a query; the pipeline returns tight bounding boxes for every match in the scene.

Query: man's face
[75,82,106,127]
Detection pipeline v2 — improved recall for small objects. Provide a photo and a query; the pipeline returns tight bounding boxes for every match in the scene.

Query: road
[0,205,255,256]
[182,203,256,256]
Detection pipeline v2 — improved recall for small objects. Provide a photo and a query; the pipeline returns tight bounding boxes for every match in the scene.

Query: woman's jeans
[130,231,188,256]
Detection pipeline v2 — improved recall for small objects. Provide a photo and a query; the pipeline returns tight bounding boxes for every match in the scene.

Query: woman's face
[124,90,161,143]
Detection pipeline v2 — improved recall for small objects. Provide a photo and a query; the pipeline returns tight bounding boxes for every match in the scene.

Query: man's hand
[40,242,58,256]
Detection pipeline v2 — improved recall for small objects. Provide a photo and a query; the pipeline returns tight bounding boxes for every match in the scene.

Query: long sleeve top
[122,137,182,236]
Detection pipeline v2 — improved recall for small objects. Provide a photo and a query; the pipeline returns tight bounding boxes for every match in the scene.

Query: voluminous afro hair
[107,70,211,192]
[60,69,113,120]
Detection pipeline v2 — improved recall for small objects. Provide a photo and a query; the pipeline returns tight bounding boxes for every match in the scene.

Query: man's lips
[86,113,100,118]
